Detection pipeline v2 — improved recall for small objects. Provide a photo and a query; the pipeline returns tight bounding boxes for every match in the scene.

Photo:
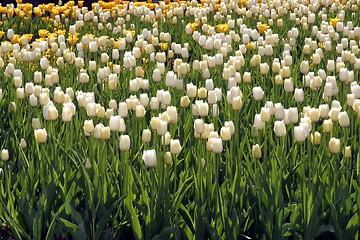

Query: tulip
[142,129,151,143]
[311,131,321,145]
[288,108,299,124]
[294,88,304,103]
[294,126,306,142]
[254,114,265,130]
[253,86,264,101]
[220,127,232,141]
[329,137,340,154]
[19,138,27,149]
[338,111,350,127]
[164,152,173,165]
[170,139,182,155]
[194,119,205,134]
[135,105,146,118]
[34,128,47,143]
[274,121,286,137]
[252,144,261,159]
[343,146,351,158]
[211,138,223,153]
[143,149,157,168]
[1,149,9,161]
[274,103,285,120]
[62,106,72,122]
[119,135,131,151]
[322,119,333,133]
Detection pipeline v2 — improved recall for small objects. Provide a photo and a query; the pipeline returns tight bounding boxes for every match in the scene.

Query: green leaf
[346,213,359,231]
[314,225,335,238]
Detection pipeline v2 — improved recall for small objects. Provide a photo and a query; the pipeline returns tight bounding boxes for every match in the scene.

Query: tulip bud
[343,146,351,158]
[288,107,299,124]
[254,114,265,130]
[220,127,232,141]
[32,118,42,130]
[0,168,3,181]
[311,131,321,145]
[329,137,340,154]
[19,138,27,149]
[170,139,182,155]
[274,103,285,120]
[142,129,151,143]
[338,111,350,127]
[194,119,205,134]
[294,126,306,142]
[119,135,131,151]
[85,158,92,170]
[34,128,47,143]
[143,149,157,167]
[211,138,223,153]
[180,96,190,108]
[294,88,304,103]
[274,121,286,137]
[252,144,261,159]
[1,149,9,161]
[164,152,173,165]
[322,119,333,133]
[253,86,264,101]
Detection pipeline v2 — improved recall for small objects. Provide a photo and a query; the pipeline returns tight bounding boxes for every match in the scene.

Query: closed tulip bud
[329,137,340,154]
[254,114,265,130]
[170,139,182,155]
[220,127,231,141]
[84,119,94,133]
[198,87,207,99]
[260,107,271,122]
[211,138,223,153]
[166,106,177,123]
[232,96,243,110]
[164,152,173,165]
[34,128,47,143]
[343,146,351,158]
[311,131,321,145]
[135,105,146,118]
[252,144,261,159]
[194,119,205,134]
[142,129,151,143]
[10,101,16,112]
[97,125,109,140]
[319,104,329,118]
[294,126,307,142]
[274,103,285,120]
[119,135,131,151]
[243,72,251,83]
[196,101,209,116]
[187,83,197,98]
[253,86,264,101]
[328,108,340,122]
[1,149,9,161]
[32,118,41,130]
[294,88,304,103]
[143,149,157,168]
[322,119,333,133]
[284,78,294,93]
[180,96,190,108]
[84,158,92,170]
[288,107,299,124]
[157,120,168,136]
[338,111,350,127]
[96,106,105,118]
[274,121,286,137]
[62,107,72,122]
[19,138,27,149]
[161,132,171,146]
